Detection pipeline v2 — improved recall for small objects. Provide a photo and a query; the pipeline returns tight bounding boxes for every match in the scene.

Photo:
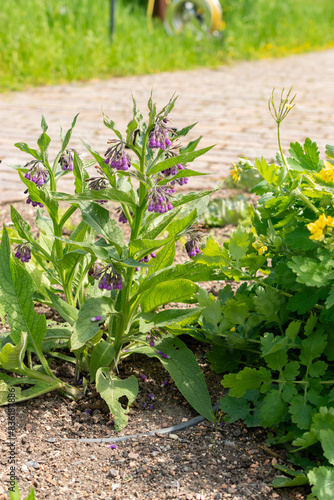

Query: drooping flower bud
[14,244,31,263]
[104,140,131,171]
[59,150,74,171]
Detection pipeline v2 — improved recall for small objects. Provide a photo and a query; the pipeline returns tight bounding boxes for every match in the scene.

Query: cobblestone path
[0,49,333,202]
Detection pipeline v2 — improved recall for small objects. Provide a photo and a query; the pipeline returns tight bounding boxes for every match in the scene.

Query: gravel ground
[0,196,309,500]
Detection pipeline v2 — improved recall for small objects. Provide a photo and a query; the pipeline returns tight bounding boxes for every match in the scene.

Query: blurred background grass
[0,0,333,90]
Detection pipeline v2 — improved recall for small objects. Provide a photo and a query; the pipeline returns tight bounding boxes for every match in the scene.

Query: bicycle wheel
[163,0,223,36]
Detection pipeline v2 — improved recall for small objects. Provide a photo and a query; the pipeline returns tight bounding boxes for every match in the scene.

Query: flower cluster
[147,184,174,213]
[25,191,44,208]
[104,140,131,170]
[24,161,48,186]
[116,206,132,224]
[23,161,47,208]
[148,119,173,150]
[317,161,334,183]
[161,163,189,186]
[14,244,31,263]
[184,226,205,258]
[89,263,123,290]
[59,150,74,171]
[307,213,334,241]
[87,176,108,204]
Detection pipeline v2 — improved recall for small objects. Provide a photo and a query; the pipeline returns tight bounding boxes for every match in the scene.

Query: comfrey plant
[193,88,334,498]
[0,95,223,430]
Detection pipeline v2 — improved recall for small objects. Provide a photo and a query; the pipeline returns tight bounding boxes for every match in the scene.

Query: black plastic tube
[60,403,221,444]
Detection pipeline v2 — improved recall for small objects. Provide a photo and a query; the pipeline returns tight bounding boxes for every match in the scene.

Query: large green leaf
[0,226,47,352]
[147,241,175,276]
[54,188,135,207]
[137,261,223,295]
[79,202,124,251]
[0,331,27,371]
[149,146,213,175]
[131,335,214,422]
[308,466,334,500]
[73,151,89,194]
[90,340,115,382]
[96,370,138,431]
[47,290,79,325]
[71,297,115,350]
[139,279,199,312]
[60,113,79,152]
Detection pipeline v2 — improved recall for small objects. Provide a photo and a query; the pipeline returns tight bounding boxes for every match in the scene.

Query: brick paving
[0,49,333,203]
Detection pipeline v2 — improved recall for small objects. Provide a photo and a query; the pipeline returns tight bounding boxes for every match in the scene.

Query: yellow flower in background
[307,213,330,241]
[231,163,241,183]
[317,161,334,183]
[230,327,236,332]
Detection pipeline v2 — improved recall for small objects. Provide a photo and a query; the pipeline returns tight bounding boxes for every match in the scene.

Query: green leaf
[47,290,78,326]
[319,429,334,465]
[132,335,214,422]
[71,297,114,350]
[253,286,283,322]
[288,139,321,172]
[15,142,41,161]
[174,122,197,138]
[308,466,334,500]
[222,366,272,397]
[37,129,51,163]
[259,389,287,427]
[147,241,175,276]
[197,288,222,328]
[144,307,202,328]
[149,146,213,175]
[289,395,313,429]
[255,157,286,185]
[139,279,198,313]
[90,341,115,382]
[54,188,135,207]
[79,202,124,251]
[73,151,89,194]
[261,336,288,372]
[309,360,328,378]
[10,205,35,242]
[0,331,27,371]
[195,236,227,267]
[288,288,323,314]
[219,394,251,423]
[137,261,222,295]
[222,300,249,325]
[300,331,327,367]
[206,346,242,374]
[282,361,300,381]
[288,256,334,287]
[0,227,46,352]
[166,209,198,237]
[60,114,79,152]
[228,226,250,264]
[325,144,334,159]
[102,112,123,140]
[96,370,138,431]
[272,475,309,488]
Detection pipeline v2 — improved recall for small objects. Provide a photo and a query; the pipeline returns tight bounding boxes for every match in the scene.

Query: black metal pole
[110,0,115,38]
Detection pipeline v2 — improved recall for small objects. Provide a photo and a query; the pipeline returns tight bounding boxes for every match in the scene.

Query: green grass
[0,0,333,91]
